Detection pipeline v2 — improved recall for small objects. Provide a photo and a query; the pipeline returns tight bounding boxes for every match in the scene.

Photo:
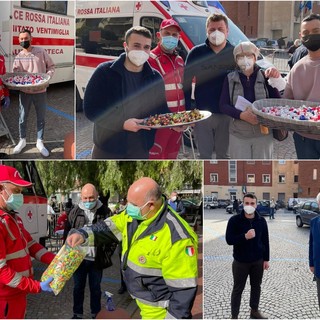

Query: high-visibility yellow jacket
[85,199,198,319]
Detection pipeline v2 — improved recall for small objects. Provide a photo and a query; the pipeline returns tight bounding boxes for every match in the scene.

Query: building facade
[204,160,319,203]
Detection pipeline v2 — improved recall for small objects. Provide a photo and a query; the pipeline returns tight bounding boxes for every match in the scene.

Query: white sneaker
[13,138,26,154]
[36,139,49,157]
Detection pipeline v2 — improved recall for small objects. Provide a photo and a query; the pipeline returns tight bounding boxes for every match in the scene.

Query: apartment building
[204,160,319,202]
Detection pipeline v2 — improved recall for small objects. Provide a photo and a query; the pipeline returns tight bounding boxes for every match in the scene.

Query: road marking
[47,105,74,121]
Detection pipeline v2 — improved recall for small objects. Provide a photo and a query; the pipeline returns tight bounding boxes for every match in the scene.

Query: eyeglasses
[244,202,256,205]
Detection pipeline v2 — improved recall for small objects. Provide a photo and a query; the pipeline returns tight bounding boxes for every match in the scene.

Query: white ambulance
[1,161,48,244]
[0,1,75,84]
[75,0,252,111]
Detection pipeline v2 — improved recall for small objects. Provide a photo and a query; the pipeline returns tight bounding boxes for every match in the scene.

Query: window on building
[262,161,271,165]
[262,192,270,200]
[279,175,285,183]
[279,160,286,164]
[209,160,218,164]
[294,175,298,183]
[262,174,270,183]
[247,174,255,183]
[247,161,255,165]
[313,169,317,180]
[229,161,237,183]
[210,173,218,183]
[248,2,251,16]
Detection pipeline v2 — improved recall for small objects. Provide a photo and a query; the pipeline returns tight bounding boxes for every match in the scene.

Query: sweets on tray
[261,105,320,122]
[41,244,87,295]
[4,74,47,86]
[144,109,204,126]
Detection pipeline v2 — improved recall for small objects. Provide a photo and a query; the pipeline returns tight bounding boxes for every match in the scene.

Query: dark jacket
[226,210,270,263]
[288,44,308,69]
[184,39,236,113]
[83,53,169,158]
[168,199,185,215]
[309,216,320,278]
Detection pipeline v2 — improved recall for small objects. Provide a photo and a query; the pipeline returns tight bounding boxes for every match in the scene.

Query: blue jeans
[293,132,320,159]
[73,260,103,317]
[19,92,47,140]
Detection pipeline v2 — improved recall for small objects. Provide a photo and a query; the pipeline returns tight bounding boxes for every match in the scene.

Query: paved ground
[26,224,203,319]
[204,208,319,319]
[76,110,296,160]
[0,81,74,159]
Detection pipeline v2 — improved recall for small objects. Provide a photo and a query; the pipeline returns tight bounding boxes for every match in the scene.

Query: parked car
[296,201,320,227]
[205,199,219,209]
[266,39,279,49]
[217,199,230,208]
[226,200,271,216]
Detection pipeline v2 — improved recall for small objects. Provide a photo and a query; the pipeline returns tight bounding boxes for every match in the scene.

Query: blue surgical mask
[2,187,24,211]
[162,36,179,51]
[126,201,150,220]
[83,200,96,210]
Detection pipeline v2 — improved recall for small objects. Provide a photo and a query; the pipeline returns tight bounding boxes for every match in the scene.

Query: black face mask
[301,34,320,52]
[20,40,30,49]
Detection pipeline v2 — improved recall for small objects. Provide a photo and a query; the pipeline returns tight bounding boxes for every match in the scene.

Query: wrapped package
[41,244,87,295]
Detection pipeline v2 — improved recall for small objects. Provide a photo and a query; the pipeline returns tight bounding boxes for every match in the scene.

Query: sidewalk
[26,225,203,319]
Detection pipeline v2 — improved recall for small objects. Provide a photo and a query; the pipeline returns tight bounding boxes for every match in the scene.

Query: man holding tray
[12,29,55,157]
[283,13,320,159]
[84,26,169,159]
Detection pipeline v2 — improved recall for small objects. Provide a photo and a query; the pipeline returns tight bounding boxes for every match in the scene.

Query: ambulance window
[21,1,68,15]
[140,17,162,49]
[76,17,132,56]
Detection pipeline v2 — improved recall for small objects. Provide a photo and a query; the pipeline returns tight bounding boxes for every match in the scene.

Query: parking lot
[204,208,319,319]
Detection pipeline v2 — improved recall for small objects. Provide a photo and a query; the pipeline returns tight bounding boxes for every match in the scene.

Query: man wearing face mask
[66,177,198,319]
[12,29,55,157]
[168,191,185,216]
[84,26,169,159]
[64,183,112,319]
[226,193,270,319]
[148,19,185,159]
[219,42,281,159]
[0,165,55,319]
[283,13,320,159]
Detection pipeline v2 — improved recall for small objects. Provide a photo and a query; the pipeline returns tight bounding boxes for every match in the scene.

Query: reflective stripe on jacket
[0,210,55,298]
[149,44,185,113]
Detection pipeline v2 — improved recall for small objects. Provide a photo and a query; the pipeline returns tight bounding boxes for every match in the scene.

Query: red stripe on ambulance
[13,36,74,46]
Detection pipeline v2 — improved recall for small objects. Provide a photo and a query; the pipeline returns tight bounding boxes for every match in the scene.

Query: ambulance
[75,0,253,111]
[1,161,48,244]
[0,1,75,84]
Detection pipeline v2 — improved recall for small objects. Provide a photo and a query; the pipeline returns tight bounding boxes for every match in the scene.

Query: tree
[35,161,202,199]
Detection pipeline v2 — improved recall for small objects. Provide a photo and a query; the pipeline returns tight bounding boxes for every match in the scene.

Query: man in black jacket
[83,26,170,159]
[226,193,270,319]
[64,183,112,319]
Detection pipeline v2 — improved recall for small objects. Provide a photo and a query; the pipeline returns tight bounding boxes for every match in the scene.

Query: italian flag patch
[150,234,158,241]
[185,246,195,256]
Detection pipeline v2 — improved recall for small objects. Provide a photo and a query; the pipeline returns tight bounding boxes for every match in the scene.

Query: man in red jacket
[0,165,55,319]
[148,19,185,159]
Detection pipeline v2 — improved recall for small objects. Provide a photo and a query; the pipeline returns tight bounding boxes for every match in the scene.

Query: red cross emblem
[27,210,33,221]
[179,3,188,10]
[135,2,142,11]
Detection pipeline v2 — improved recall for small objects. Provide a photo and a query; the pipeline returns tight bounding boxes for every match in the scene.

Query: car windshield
[173,15,249,46]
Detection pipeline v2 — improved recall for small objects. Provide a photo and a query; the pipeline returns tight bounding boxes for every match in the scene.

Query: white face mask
[207,30,226,46]
[244,205,255,215]
[127,49,149,67]
[171,196,177,202]
[237,56,255,71]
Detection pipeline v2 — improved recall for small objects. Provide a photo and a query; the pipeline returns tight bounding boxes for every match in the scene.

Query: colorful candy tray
[1,72,50,92]
[252,99,320,135]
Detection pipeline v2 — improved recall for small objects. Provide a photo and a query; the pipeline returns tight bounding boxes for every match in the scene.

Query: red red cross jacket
[0,209,55,299]
[148,44,185,159]
[0,55,9,101]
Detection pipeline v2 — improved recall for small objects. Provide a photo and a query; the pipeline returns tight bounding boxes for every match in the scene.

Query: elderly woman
[219,41,281,159]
